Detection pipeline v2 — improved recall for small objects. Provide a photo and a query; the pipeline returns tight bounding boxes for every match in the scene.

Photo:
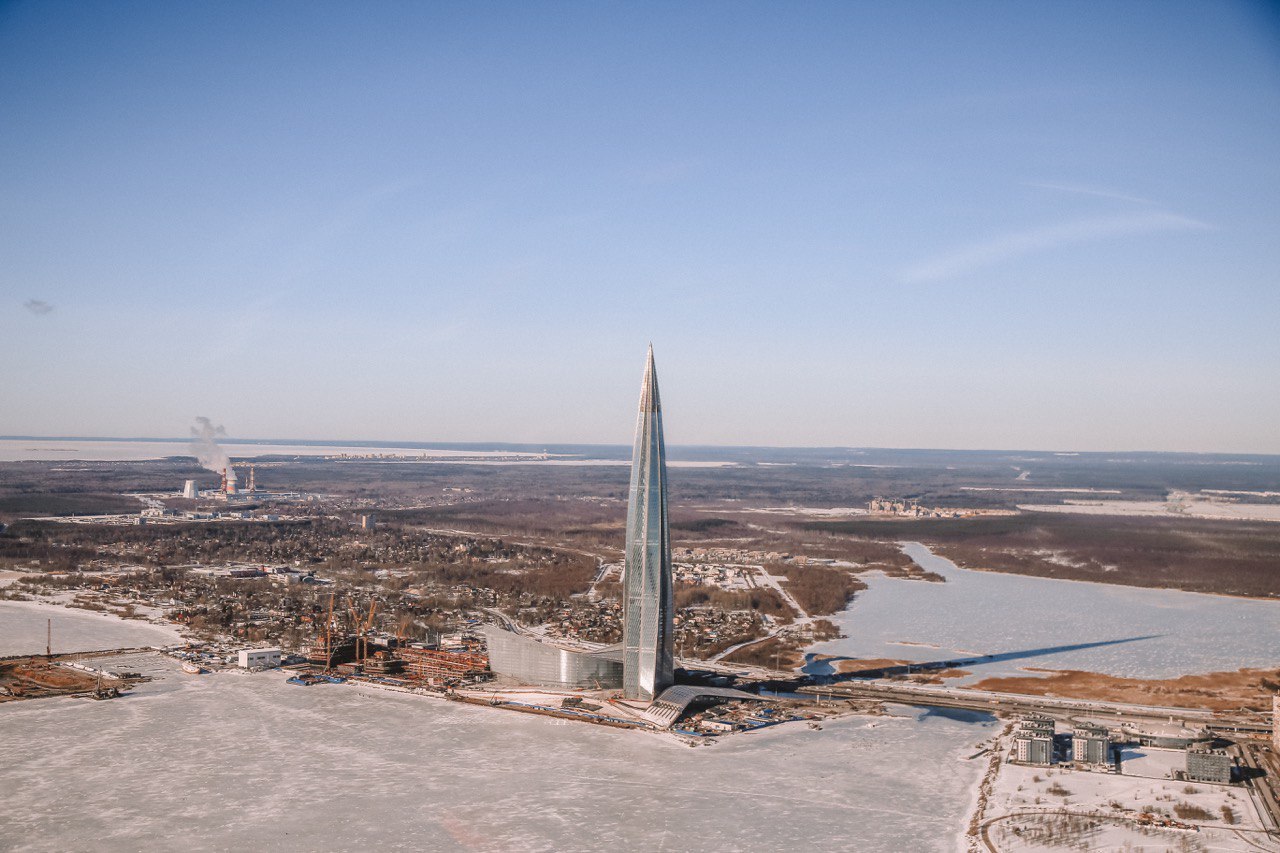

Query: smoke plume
[190,417,232,474]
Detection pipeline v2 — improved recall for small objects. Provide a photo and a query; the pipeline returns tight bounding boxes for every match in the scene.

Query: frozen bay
[806,543,1280,682]
[0,647,994,852]
[0,599,180,657]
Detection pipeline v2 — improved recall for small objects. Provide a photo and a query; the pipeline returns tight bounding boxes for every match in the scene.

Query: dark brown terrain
[1,444,1277,662]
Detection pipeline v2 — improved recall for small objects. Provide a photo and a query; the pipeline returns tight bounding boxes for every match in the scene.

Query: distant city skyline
[2,2,1278,453]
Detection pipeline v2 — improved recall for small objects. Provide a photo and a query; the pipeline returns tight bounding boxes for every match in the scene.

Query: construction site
[284,593,494,690]
[0,619,146,703]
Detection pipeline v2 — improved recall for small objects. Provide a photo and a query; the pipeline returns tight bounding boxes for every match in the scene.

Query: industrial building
[483,625,622,690]
[622,345,675,702]
[1071,724,1111,766]
[237,648,281,669]
[1186,746,1233,783]
[1013,715,1056,766]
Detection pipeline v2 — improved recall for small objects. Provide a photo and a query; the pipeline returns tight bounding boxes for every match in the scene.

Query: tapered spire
[639,344,660,413]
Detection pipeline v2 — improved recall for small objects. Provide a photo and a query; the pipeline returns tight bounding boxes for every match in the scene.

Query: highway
[1239,741,1280,834]
[796,679,1269,733]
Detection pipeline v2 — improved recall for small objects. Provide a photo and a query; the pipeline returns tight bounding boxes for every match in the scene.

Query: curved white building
[483,625,622,690]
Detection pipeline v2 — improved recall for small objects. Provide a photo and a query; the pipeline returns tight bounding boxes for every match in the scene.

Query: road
[708,564,811,664]
[751,564,809,620]
[1240,741,1280,834]
[797,679,1271,733]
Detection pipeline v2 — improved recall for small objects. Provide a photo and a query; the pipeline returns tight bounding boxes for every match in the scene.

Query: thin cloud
[23,299,53,315]
[1025,181,1158,206]
[900,212,1211,283]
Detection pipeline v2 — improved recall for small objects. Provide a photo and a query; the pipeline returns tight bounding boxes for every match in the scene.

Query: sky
[1,1,1278,453]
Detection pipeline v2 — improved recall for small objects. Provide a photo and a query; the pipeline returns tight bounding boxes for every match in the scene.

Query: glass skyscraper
[622,345,675,701]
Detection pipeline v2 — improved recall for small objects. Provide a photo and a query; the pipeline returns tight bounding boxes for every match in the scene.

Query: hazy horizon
[3,2,1278,453]
[2,433,1279,460]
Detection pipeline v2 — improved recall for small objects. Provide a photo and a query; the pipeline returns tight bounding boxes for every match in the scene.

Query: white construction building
[237,648,281,669]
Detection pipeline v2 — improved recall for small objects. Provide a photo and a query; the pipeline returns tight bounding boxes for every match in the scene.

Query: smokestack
[248,465,255,493]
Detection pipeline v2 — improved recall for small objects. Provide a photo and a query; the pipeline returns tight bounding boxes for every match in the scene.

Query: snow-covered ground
[806,543,1280,683]
[747,506,871,517]
[1118,745,1189,781]
[0,600,181,657]
[983,747,1276,851]
[1019,498,1280,523]
[0,630,998,852]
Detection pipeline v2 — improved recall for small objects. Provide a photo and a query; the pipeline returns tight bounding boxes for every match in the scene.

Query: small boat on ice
[181,661,206,675]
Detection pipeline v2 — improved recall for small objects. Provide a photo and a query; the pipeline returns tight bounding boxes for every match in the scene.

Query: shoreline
[923,555,1280,603]
[903,540,1280,603]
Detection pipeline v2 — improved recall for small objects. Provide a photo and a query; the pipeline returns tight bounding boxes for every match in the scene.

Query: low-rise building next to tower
[483,625,623,690]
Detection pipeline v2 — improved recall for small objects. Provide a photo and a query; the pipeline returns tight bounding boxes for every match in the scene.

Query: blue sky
[2,1,1278,452]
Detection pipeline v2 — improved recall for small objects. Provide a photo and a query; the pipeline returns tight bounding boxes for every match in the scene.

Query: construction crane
[363,600,378,661]
[348,598,379,663]
[347,601,362,662]
[324,593,336,671]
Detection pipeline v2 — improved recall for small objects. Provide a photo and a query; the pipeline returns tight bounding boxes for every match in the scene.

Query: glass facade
[622,346,675,701]
[483,625,623,690]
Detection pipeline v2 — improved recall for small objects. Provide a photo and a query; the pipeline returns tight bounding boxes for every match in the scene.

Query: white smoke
[190,417,232,475]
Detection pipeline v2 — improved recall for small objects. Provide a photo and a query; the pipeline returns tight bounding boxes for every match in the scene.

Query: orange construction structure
[397,647,489,682]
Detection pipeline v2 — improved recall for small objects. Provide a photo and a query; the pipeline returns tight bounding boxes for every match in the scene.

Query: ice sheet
[806,543,1280,683]
[0,651,996,852]
[0,600,180,656]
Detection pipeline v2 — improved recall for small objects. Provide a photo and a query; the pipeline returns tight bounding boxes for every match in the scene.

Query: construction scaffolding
[398,647,489,683]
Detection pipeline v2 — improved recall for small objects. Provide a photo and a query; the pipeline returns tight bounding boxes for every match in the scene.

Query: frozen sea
[0,599,181,657]
[0,438,543,463]
[0,622,995,852]
[805,542,1280,683]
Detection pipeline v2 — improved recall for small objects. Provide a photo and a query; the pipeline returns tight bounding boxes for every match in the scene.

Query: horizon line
[1,434,1277,460]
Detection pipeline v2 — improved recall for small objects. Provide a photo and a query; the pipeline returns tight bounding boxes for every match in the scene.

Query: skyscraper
[622,345,675,701]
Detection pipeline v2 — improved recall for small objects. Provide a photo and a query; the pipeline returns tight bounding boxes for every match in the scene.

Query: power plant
[181,464,275,502]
